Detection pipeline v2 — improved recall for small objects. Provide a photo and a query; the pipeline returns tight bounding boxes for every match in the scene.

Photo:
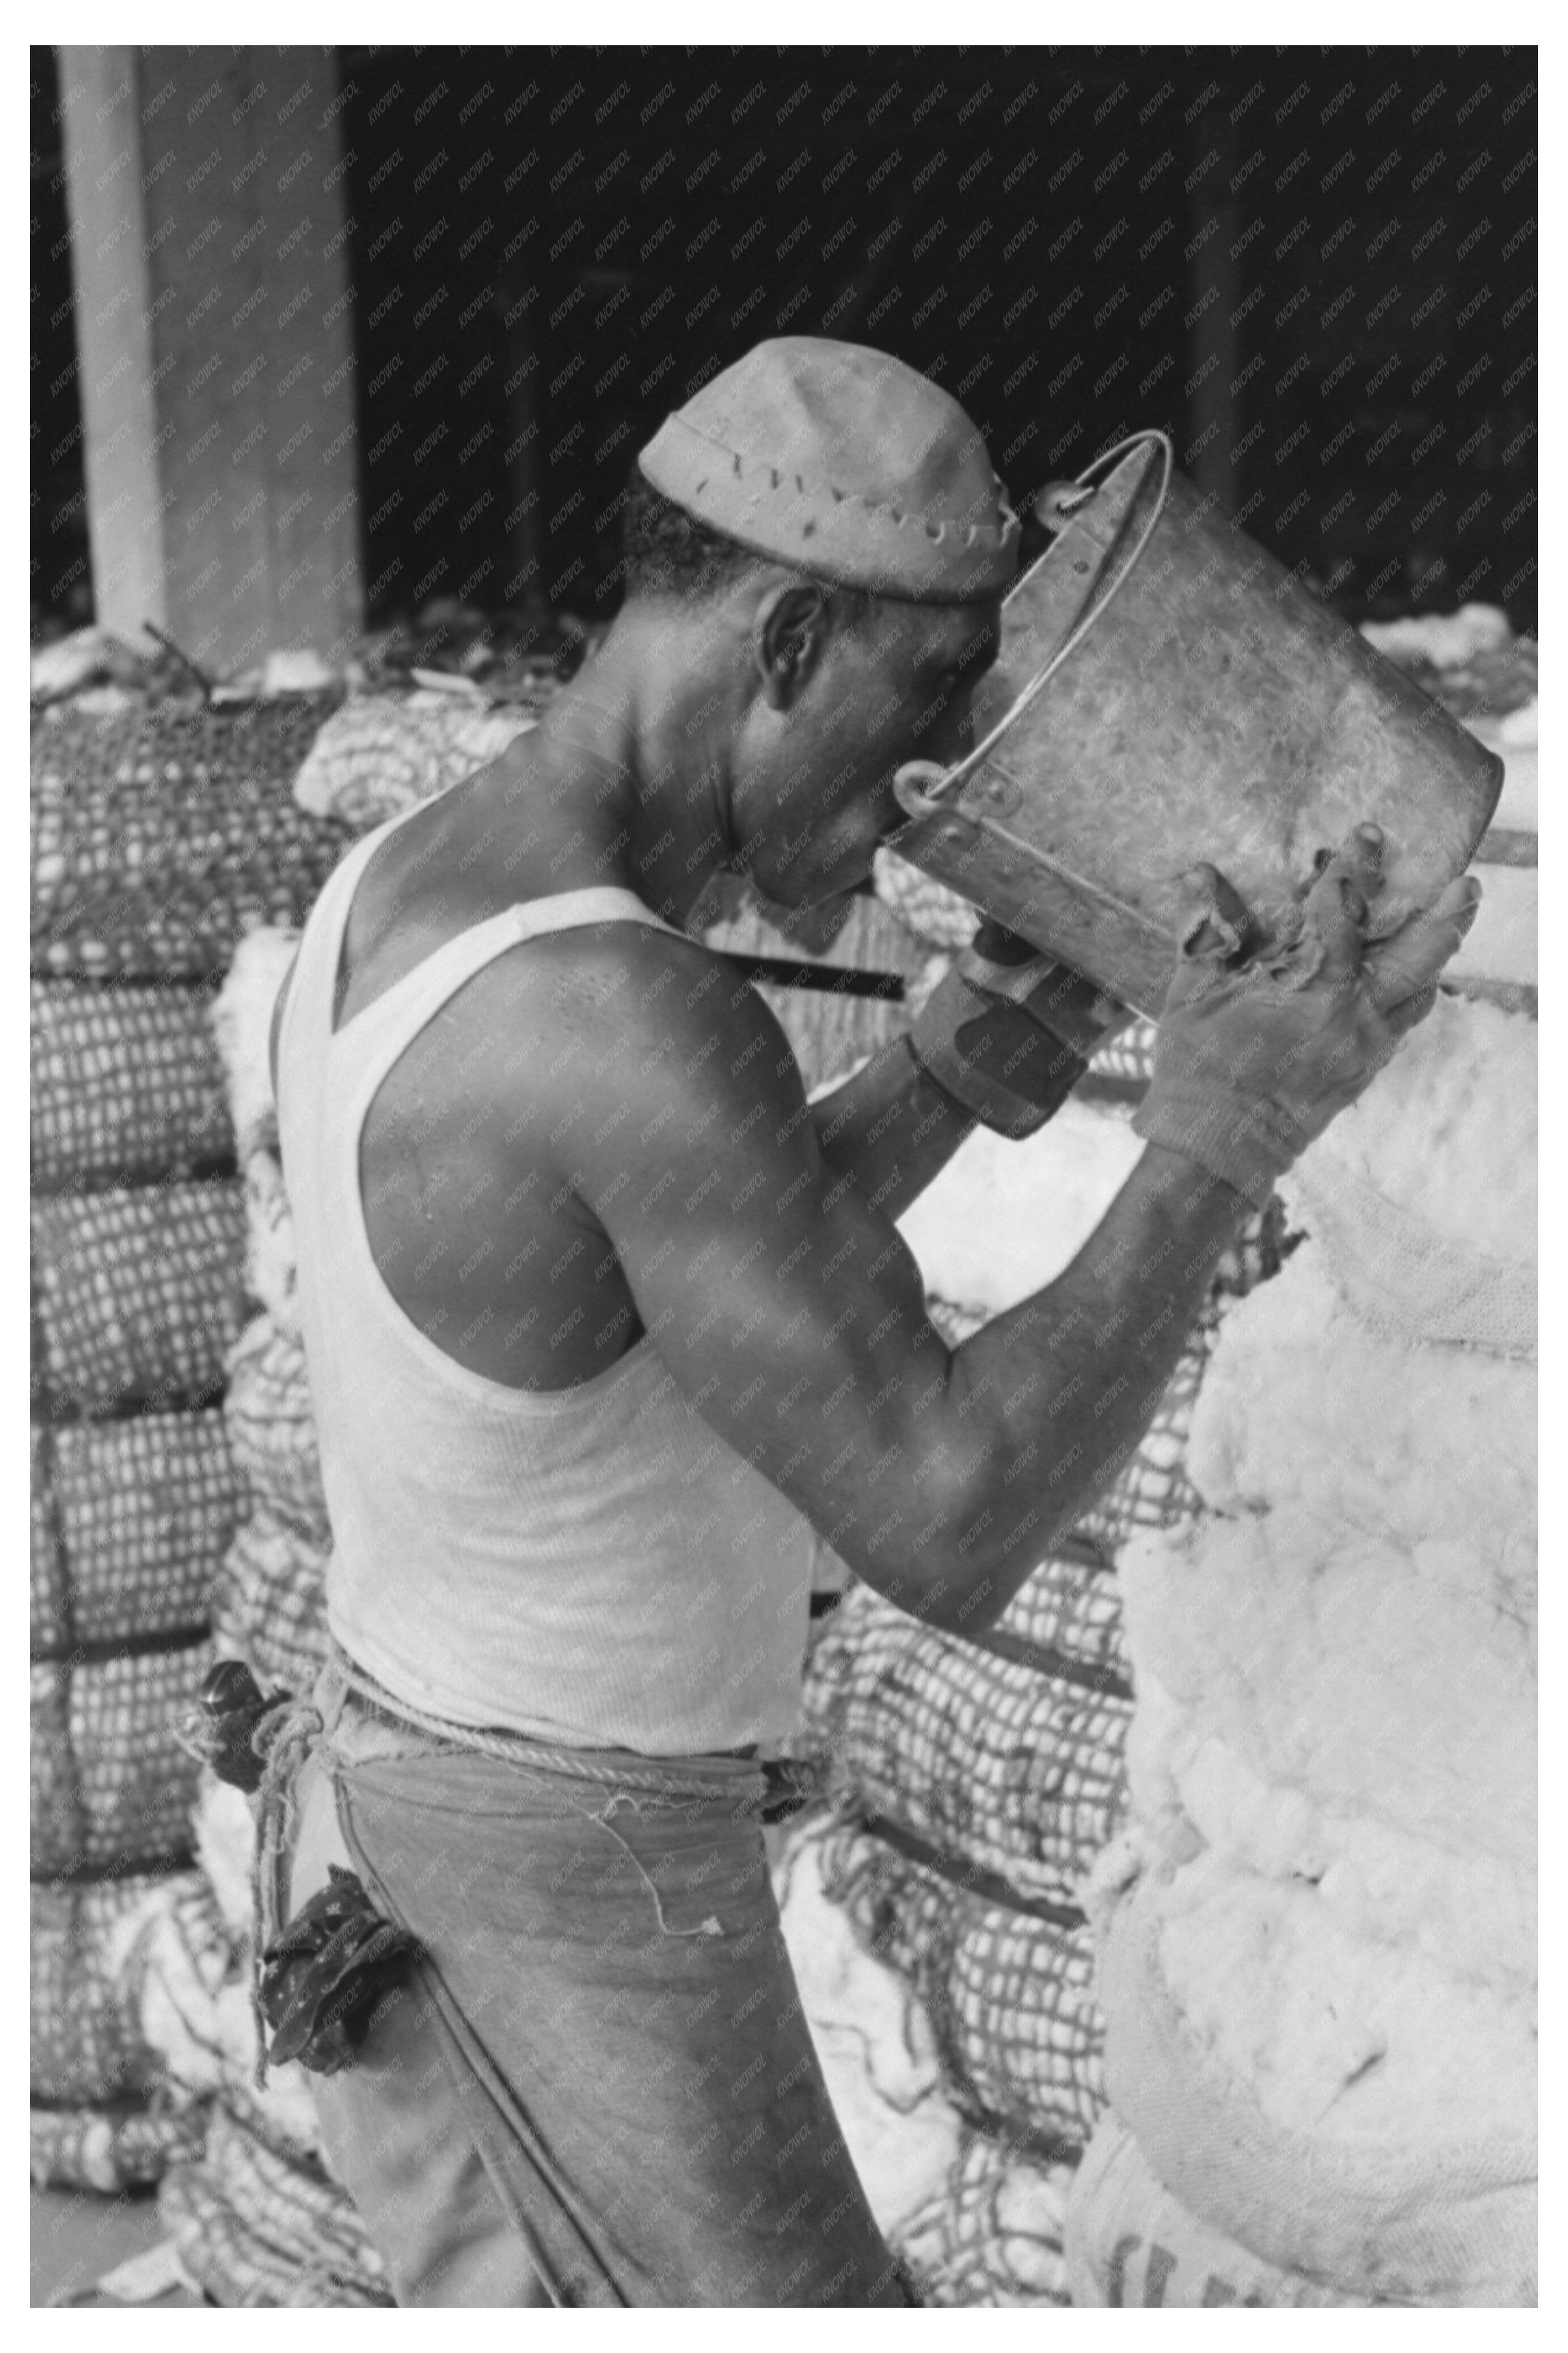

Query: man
[268,338,1476,2306]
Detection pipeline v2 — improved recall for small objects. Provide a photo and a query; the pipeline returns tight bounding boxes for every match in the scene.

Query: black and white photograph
[29,18,1539,2315]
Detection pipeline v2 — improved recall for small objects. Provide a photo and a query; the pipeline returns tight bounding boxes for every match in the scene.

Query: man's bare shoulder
[455,913,804,1147]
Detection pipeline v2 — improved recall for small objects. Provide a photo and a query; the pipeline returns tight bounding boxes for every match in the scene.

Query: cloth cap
[637,338,1019,605]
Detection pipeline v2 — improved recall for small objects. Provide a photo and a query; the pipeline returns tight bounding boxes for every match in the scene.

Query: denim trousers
[294,1705,909,2308]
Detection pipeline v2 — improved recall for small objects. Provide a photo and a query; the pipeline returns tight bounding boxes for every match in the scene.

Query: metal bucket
[890,431,1504,1014]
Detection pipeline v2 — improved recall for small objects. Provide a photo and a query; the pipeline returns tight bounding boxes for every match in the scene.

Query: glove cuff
[1132,1082,1301,1210]
[910,968,1087,1141]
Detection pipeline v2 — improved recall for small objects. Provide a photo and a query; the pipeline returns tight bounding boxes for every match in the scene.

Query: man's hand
[1134,826,1482,1206]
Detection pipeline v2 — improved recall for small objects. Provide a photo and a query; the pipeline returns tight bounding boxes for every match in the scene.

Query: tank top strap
[330,884,687,1076]
[278,796,433,1074]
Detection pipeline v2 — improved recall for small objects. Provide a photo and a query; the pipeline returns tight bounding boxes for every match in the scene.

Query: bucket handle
[905,428,1175,806]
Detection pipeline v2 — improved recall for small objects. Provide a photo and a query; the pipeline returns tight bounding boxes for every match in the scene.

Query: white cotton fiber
[1150,1853,1536,2146]
[896,1099,1142,1319]
[1299,991,1536,1260]
[1359,604,1513,670]
[193,1771,264,1943]
[210,925,301,1156]
[1446,865,1537,988]
[242,1146,300,1330]
[1106,986,1536,2181]
[1181,1248,1535,1597]
[775,1829,964,2235]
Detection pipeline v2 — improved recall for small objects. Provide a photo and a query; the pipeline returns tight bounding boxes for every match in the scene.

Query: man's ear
[751,583,830,711]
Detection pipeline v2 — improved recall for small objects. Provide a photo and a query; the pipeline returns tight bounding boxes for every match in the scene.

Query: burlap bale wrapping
[290,689,536,831]
[804,1583,1131,1908]
[31,1639,214,1876]
[996,1551,1131,1682]
[31,2098,207,2196]
[31,978,232,1191]
[31,1870,206,2104]
[31,695,348,981]
[211,1504,333,1696]
[1064,2108,1362,2308]
[30,1424,66,1655]
[158,2102,391,2307]
[898,2132,1075,2307]
[107,1841,323,2160]
[37,1411,239,1653]
[31,1180,247,1416]
[223,1314,328,1540]
[819,1821,1107,2150]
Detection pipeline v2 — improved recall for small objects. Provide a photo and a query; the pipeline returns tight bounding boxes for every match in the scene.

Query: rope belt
[305,1644,769,1801]
[240,1644,775,2086]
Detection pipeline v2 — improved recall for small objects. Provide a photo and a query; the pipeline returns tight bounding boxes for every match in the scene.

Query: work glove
[1133,824,1483,1206]
[909,918,1135,1140]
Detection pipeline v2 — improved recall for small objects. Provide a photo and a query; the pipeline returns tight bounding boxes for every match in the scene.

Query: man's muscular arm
[528,926,1245,1634]
[809,1032,977,1222]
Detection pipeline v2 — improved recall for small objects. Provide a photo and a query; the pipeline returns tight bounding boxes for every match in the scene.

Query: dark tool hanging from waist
[185,1658,422,2080]
[183,1652,815,2079]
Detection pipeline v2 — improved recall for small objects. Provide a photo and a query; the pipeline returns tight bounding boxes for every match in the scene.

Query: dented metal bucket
[890,431,1504,1014]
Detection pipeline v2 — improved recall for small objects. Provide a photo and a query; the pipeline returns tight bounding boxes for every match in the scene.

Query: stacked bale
[31,692,347,980]
[1063,678,1539,2308]
[1071,991,1537,2308]
[290,684,537,829]
[28,685,345,2218]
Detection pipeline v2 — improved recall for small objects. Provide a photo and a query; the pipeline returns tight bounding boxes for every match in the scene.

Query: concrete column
[57,45,361,673]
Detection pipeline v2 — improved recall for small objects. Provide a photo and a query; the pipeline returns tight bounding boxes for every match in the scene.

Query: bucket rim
[914,430,1175,808]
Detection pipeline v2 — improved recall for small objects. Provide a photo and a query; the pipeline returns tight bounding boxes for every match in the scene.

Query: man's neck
[526,607,750,931]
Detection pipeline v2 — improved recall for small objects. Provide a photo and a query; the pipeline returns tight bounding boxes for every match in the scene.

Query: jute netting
[31,1871,204,2105]
[31,2098,206,2199]
[804,1583,1131,1908]
[158,2102,391,2307]
[34,1413,239,1655]
[31,696,348,982]
[31,1180,247,1416]
[31,979,233,1191]
[223,1316,330,1543]
[210,1507,333,1696]
[996,1551,1131,1682]
[818,1819,1108,2151]
[898,2131,1076,2307]
[32,1641,213,1877]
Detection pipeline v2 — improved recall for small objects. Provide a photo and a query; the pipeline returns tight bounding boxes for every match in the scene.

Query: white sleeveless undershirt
[275,801,815,1754]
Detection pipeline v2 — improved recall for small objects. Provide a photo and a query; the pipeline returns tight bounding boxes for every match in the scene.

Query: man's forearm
[812,1033,977,1221]
[881,1143,1249,1631]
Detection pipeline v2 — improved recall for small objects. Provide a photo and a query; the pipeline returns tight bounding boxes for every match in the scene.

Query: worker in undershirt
[265,336,1478,2306]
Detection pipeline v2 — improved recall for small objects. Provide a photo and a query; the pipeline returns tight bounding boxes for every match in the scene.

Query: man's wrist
[1132,1080,1299,1211]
